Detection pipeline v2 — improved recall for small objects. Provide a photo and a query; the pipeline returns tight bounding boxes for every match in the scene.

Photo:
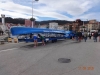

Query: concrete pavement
[0,39,100,75]
[0,39,68,50]
[0,42,31,50]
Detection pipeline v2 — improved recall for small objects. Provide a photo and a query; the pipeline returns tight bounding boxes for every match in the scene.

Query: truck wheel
[70,36,72,39]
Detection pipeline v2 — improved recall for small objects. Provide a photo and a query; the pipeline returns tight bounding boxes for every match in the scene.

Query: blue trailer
[64,31,75,39]
[10,27,66,43]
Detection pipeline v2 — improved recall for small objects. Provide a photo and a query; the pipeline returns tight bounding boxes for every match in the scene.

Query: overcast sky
[0,0,100,21]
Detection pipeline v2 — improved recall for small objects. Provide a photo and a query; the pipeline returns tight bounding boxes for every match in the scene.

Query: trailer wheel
[53,40,55,43]
[54,39,57,43]
[52,40,54,43]
[70,36,72,39]
[55,39,57,42]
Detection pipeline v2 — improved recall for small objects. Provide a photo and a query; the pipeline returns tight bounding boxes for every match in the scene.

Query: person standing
[82,32,84,40]
[75,31,78,42]
[30,33,33,39]
[83,31,88,42]
[0,30,1,36]
[38,34,45,45]
[1,31,3,35]
[0,27,2,36]
[98,31,100,42]
[93,31,98,42]
[33,34,38,47]
[78,31,82,42]
[88,32,91,39]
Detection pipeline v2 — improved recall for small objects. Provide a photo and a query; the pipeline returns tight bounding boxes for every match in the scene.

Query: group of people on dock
[30,30,100,47]
[72,31,100,42]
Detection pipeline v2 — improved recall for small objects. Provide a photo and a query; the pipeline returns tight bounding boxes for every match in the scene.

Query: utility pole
[31,1,34,28]
[98,21,100,30]
[83,21,84,32]
[31,0,39,28]
[1,14,6,32]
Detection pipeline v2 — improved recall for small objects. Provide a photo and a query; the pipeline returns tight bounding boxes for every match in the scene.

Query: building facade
[58,25,64,30]
[87,20,100,31]
[39,24,47,28]
[49,22,58,29]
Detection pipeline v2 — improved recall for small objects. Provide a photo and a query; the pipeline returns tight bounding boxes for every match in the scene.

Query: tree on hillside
[30,18,35,21]
[0,17,74,25]
[5,17,13,23]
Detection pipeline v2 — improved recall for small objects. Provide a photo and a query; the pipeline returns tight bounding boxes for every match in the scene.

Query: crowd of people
[25,30,100,47]
[72,31,100,42]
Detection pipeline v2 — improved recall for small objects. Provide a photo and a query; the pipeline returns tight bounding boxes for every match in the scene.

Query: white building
[49,22,58,29]
[87,20,100,31]
[90,30,98,32]
[39,24,47,28]
[57,26,64,30]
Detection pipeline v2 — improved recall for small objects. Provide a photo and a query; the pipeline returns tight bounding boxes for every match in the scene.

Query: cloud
[0,9,39,20]
[35,0,100,20]
[38,0,97,16]
[0,0,100,21]
[78,12,100,21]
[0,1,71,20]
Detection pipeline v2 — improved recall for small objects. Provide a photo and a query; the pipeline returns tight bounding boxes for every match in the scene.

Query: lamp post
[64,25,66,31]
[1,14,6,32]
[31,0,39,28]
[83,21,85,32]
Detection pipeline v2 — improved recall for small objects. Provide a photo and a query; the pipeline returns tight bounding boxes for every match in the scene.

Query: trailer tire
[70,36,72,39]
[52,40,54,43]
[55,39,57,42]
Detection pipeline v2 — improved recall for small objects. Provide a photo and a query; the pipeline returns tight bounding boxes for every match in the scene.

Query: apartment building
[49,22,58,29]
[58,25,64,30]
[39,24,47,28]
[88,19,100,31]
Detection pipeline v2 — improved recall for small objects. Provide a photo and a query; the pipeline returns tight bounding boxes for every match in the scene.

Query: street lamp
[64,25,66,31]
[83,21,85,32]
[31,0,39,28]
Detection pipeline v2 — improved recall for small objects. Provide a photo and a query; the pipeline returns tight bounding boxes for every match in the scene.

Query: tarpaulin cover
[10,27,65,35]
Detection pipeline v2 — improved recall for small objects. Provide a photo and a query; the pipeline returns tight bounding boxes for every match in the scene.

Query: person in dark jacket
[30,33,33,39]
[88,32,91,39]
[83,31,88,42]
[78,31,82,42]
[75,31,78,41]
[93,31,98,42]
[0,30,1,35]
[98,32,100,42]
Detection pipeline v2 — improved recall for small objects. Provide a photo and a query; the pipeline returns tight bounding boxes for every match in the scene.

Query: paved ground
[0,42,34,50]
[0,38,100,75]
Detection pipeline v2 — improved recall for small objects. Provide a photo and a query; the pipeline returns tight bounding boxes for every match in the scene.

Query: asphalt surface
[0,42,34,50]
[0,39,100,75]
